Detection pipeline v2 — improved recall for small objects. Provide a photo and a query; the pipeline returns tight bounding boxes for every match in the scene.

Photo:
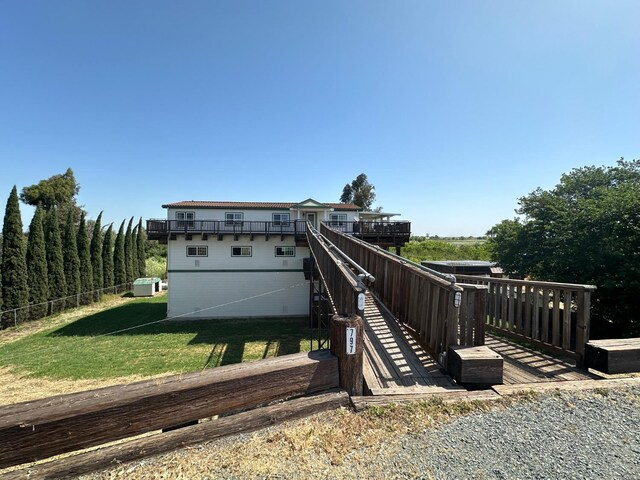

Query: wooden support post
[330,314,364,396]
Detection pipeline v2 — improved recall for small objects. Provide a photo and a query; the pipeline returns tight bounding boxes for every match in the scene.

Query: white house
[148,199,363,319]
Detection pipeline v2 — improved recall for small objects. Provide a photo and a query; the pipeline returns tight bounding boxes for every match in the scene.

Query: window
[186,245,208,257]
[272,213,290,226]
[329,213,347,227]
[275,246,295,257]
[225,212,243,225]
[176,211,195,228]
[231,246,252,257]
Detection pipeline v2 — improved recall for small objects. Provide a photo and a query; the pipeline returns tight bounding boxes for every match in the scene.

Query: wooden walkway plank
[362,293,458,394]
[485,333,601,385]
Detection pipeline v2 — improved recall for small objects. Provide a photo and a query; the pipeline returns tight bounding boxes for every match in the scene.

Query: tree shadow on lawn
[48,300,308,366]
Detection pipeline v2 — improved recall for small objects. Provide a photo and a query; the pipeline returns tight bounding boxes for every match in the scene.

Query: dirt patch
[83,398,498,479]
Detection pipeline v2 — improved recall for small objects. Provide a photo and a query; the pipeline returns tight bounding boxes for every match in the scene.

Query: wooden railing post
[474,285,488,345]
[330,314,364,396]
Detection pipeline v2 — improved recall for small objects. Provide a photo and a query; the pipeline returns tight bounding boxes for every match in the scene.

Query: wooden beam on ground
[350,390,502,412]
[3,390,350,480]
[584,338,640,374]
[0,350,338,469]
[492,376,640,396]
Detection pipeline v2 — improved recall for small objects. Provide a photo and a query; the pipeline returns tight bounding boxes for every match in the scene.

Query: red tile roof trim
[162,201,361,211]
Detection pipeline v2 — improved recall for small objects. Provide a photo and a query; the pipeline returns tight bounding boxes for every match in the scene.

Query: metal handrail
[307,224,375,284]
[323,224,456,285]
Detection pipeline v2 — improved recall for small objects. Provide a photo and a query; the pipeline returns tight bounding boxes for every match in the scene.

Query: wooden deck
[362,293,461,395]
[362,292,603,396]
[485,333,602,384]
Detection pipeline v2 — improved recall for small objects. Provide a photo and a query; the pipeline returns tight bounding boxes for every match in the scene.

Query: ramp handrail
[306,223,366,318]
[320,224,485,356]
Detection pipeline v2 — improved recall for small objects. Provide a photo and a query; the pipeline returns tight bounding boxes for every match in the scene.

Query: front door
[305,213,316,228]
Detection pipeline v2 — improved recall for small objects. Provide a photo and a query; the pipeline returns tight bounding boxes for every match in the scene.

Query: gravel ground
[395,387,640,479]
[86,386,640,480]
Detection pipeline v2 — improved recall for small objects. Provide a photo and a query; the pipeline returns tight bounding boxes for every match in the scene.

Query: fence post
[474,286,488,346]
[329,314,364,396]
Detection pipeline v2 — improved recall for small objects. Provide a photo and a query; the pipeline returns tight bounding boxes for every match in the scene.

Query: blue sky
[1,1,639,236]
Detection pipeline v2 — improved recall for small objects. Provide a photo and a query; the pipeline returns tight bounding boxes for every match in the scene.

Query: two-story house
[147,199,409,319]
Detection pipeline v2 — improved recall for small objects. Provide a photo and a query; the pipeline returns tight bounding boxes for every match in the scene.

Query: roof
[133,277,162,285]
[359,211,400,218]
[162,200,361,211]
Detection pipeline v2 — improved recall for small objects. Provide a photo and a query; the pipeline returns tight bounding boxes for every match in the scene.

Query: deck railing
[321,224,484,356]
[454,274,596,362]
[322,220,411,246]
[324,220,411,235]
[146,219,308,239]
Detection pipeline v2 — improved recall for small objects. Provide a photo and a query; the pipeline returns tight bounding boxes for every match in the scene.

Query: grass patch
[0,293,312,381]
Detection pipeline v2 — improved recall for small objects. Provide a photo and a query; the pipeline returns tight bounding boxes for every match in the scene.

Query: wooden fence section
[455,275,596,362]
[0,350,338,470]
[321,225,485,356]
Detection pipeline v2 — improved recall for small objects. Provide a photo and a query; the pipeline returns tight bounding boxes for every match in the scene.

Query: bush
[145,257,167,280]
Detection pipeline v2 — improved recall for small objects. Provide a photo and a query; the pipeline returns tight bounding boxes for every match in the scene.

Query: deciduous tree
[488,159,640,338]
[339,173,376,210]
[20,168,84,225]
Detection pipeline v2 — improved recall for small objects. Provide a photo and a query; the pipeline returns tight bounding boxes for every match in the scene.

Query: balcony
[146,219,308,243]
[146,219,411,248]
[322,221,411,248]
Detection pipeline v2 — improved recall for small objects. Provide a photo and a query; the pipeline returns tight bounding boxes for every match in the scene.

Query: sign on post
[346,327,357,355]
[357,293,365,311]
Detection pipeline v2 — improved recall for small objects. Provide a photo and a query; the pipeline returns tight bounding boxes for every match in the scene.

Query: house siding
[162,202,359,319]
[167,235,309,318]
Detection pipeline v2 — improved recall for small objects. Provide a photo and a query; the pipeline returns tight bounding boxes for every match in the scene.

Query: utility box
[133,277,162,297]
[447,345,503,386]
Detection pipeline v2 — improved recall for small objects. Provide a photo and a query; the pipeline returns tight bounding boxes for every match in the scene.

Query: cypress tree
[102,224,114,290]
[136,217,146,277]
[113,221,127,289]
[124,217,134,283]
[1,186,29,324]
[132,224,138,278]
[63,210,80,308]
[26,205,49,319]
[44,208,67,313]
[77,213,93,304]
[90,212,104,300]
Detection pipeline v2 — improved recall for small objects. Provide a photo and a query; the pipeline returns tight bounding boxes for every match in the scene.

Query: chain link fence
[0,283,133,330]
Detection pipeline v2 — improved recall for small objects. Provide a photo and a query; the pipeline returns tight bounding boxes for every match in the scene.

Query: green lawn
[0,294,313,380]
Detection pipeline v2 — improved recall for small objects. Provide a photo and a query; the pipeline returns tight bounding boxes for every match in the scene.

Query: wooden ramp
[484,333,603,384]
[362,293,461,395]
